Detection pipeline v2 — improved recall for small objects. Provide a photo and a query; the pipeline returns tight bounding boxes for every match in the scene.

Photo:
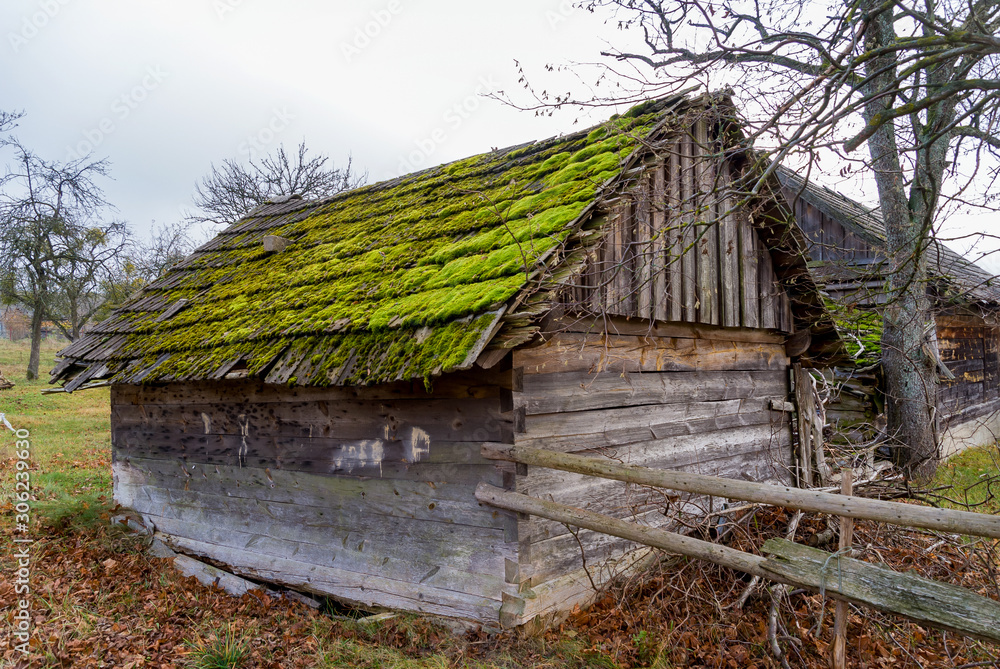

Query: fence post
[831,468,854,669]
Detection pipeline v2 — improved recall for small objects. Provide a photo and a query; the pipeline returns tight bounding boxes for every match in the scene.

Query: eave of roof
[777,167,1000,306]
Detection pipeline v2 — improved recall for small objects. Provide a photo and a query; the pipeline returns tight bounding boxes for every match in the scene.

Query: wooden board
[112,371,512,406]
[157,533,506,622]
[518,369,787,415]
[514,332,788,376]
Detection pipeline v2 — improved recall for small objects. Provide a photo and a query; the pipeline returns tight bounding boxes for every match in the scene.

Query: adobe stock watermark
[8,0,71,53]
[64,66,169,162]
[238,108,295,158]
[3,413,33,656]
[545,0,581,30]
[340,0,403,63]
[396,76,502,175]
[213,0,247,20]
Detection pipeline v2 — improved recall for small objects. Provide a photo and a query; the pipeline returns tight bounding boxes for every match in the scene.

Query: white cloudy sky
[3,0,637,234]
[3,0,998,271]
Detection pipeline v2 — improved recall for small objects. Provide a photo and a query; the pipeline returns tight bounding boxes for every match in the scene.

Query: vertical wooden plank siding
[695,120,720,325]
[740,212,761,329]
[652,163,669,322]
[760,245,779,330]
[569,128,792,334]
[636,174,654,319]
[720,161,741,328]
[667,149,684,322]
[681,133,699,323]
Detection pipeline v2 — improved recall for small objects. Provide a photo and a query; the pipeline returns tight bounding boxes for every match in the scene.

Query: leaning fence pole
[831,469,854,669]
[475,482,787,582]
[476,483,1000,644]
[481,443,1000,540]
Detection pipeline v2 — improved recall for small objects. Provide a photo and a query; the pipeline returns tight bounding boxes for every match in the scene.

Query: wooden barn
[52,93,841,627]
[778,169,1000,457]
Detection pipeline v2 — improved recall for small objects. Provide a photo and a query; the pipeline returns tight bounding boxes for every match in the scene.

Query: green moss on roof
[54,100,676,387]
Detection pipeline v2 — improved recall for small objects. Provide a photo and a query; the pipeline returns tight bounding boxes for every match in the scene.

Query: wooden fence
[478,443,1000,646]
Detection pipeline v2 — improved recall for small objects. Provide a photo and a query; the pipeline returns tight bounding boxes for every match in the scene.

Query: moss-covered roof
[53,96,698,389]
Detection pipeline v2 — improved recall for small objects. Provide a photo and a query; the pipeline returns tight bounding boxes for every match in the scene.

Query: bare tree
[0,141,113,378]
[515,0,1000,480]
[46,220,131,340]
[188,141,365,226]
[0,110,22,138]
[98,220,202,318]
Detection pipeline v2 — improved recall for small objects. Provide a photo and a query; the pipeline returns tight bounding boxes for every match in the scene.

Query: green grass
[185,627,251,669]
[0,336,112,531]
[931,444,1000,514]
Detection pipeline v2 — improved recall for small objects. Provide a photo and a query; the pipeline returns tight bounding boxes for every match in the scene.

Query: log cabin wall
[490,123,803,627]
[504,324,793,626]
[110,374,517,622]
[937,312,1000,457]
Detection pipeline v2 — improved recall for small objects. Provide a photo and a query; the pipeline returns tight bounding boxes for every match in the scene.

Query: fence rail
[482,443,1000,539]
[477,443,1000,644]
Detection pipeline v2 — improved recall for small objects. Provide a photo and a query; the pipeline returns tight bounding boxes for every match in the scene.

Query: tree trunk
[860,0,939,481]
[26,301,43,381]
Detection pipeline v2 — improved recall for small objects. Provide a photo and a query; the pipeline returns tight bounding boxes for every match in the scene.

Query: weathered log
[761,539,1000,644]
[476,484,1000,644]
[475,483,778,581]
[481,443,1000,539]
[0,368,13,390]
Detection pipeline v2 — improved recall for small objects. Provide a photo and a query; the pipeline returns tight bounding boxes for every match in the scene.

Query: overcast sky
[3,0,998,272]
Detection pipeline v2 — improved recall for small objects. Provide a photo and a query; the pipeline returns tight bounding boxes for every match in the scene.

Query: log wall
[784,190,878,266]
[111,374,518,622]
[937,312,1000,456]
[502,324,793,626]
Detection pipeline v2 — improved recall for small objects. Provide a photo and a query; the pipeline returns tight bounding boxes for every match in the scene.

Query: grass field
[0,337,112,530]
[1,337,998,668]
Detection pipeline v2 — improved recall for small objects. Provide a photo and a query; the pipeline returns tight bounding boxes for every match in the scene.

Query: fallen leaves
[0,506,997,668]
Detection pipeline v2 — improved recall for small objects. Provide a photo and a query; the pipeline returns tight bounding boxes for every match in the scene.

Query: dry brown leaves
[1,506,998,668]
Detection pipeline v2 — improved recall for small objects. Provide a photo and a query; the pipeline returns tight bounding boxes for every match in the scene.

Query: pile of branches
[547,505,1000,668]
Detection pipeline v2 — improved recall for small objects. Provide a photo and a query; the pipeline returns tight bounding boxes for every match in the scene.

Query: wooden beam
[481,444,1000,540]
[543,313,785,344]
[476,483,776,581]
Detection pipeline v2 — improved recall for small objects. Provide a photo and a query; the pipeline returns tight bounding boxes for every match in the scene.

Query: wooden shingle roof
[52,94,842,390]
[53,96,707,390]
[777,168,1000,305]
